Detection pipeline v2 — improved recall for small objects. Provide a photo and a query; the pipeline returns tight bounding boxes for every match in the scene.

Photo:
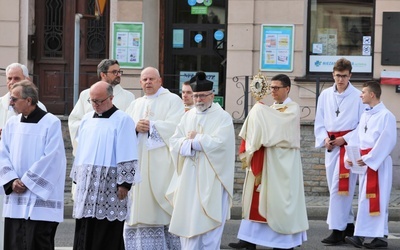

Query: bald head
[140,67,162,96]
[89,81,114,114]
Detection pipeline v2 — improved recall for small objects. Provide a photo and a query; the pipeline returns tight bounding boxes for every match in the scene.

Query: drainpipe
[73,14,83,105]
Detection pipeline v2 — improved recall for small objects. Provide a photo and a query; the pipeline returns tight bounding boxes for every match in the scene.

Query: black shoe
[345,236,364,248]
[228,240,256,249]
[364,238,388,249]
[273,248,294,250]
[344,223,355,237]
[321,230,345,244]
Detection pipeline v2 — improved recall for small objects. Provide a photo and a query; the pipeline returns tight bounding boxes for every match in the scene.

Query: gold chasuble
[239,102,309,235]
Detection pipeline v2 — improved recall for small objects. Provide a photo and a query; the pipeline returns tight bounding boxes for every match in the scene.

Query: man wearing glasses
[314,58,366,245]
[229,74,308,250]
[167,72,235,249]
[124,67,184,249]
[0,63,47,249]
[70,81,140,250]
[0,80,66,249]
[68,59,135,154]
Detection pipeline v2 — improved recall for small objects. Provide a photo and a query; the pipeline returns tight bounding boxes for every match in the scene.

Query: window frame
[305,0,376,79]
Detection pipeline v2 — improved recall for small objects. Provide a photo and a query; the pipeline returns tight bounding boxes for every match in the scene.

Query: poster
[112,22,144,69]
[260,24,294,72]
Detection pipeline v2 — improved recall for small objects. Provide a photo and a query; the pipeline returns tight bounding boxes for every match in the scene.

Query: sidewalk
[64,190,400,221]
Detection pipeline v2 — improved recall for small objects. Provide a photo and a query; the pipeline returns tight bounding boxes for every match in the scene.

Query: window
[307,0,374,74]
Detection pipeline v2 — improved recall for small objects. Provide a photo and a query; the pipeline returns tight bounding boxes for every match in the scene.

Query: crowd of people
[0,57,397,250]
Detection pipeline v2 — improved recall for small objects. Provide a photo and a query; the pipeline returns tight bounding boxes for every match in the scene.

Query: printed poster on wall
[260,24,294,72]
[112,22,144,69]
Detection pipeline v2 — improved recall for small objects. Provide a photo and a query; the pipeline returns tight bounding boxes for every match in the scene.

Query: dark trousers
[73,218,125,250]
[4,218,58,250]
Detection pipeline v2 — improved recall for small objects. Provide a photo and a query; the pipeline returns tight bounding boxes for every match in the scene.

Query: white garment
[351,102,397,237]
[125,87,184,226]
[68,84,135,153]
[238,220,307,249]
[314,82,365,230]
[0,113,66,222]
[70,110,140,221]
[168,103,235,238]
[239,98,308,235]
[180,187,229,250]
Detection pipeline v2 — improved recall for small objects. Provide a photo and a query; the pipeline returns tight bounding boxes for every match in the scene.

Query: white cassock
[0,95,47,249]
[168,103,235,249]
[0,112,66,222]
[124,87,184,249]
[237,98,308,249]
[70,109,140,221]
[347,102,397,237]
[314,82,366,230]
[68,84,135,153]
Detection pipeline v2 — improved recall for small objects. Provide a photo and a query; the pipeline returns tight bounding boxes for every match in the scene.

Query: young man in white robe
[229,74,308,250]
[124,67,184,249]
[344,81,396,249]
[70,81,140,250]
[314,58,366,244]
[168,72,235,249]
[0,80,66,249]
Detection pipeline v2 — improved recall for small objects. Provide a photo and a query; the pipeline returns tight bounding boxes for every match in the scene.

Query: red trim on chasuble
[239,139,266,222]
[328,130,352,195]
[249,147,266,222]
[360,148,380,216]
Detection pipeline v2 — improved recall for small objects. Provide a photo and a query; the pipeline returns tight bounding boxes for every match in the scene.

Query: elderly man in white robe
[168,72,235,249]
[70,81,140,250]
[229,74,308,250]
[124,67,184,249]
[344,81,396,249]
[314,58,366,244]
[0,80,66,249]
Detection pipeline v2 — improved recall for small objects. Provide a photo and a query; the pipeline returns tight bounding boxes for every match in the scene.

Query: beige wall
[226,0,400,126]
[0,0,20,94]
[0,0,399,124]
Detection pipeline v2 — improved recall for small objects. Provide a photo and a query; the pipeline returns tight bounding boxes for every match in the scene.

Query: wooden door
[33,0,109,115]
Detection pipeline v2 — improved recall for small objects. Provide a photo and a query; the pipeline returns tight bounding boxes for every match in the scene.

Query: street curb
[65,205,400,221]
[230,206,400,222]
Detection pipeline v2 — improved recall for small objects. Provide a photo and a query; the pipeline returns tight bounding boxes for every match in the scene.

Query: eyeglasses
[270,86,286,91]
[87,96,111,105]
[334,74,349,79]
[193,93,213,99]
[9,96,25,102]
[105,70,123,76]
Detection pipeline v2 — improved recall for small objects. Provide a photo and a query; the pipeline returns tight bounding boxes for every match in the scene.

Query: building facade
[0,0,399,190]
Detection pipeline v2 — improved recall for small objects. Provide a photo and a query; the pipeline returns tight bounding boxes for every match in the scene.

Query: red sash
[360,148,380,216]
[327,130,352,195]
[239,140,266,222]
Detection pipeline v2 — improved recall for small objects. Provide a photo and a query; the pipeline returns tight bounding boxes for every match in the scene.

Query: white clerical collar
[274,97,291,105]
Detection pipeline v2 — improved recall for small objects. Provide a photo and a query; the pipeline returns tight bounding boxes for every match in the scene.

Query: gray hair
[12,80,39,105]
[97,59,119,78]
[6,63,30,78]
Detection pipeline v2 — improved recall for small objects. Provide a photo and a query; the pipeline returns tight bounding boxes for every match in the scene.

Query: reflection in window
[309,0,373,56]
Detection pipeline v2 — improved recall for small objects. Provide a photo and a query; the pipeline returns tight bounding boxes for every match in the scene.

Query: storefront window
[308,0,374,74]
